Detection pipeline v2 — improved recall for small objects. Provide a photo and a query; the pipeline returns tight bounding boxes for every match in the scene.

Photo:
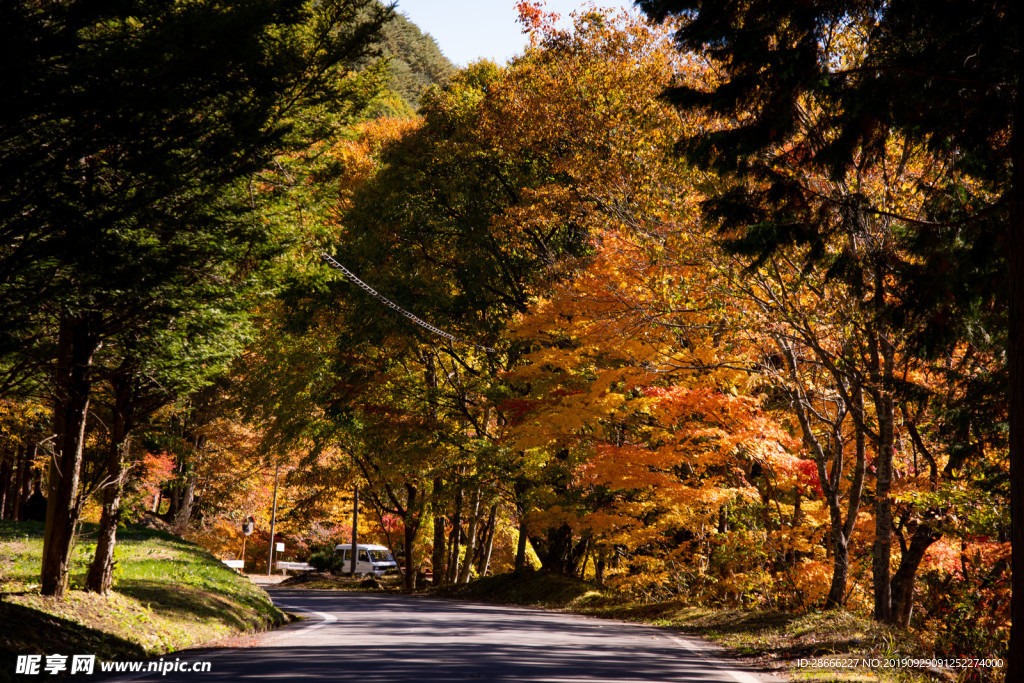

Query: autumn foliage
[0,3,1008,675]
[282,6,1007,667]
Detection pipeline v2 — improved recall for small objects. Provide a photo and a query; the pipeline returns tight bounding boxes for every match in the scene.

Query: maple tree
[348,8,791,601]
[723,114,997,624]
[639,0,1017,670]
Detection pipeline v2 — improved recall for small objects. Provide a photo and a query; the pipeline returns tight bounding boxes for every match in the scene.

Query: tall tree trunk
[540,524,574,574]
[87,375,133,594]
[12,445,30,521]
[0,450,12,519]
[8,447,22,517]
[891,522,942,627]
[173,438,203,534]
[42,314,98,597]
[446,483,463,584]
[17,445,35,520]
[514,514,528,574]
[479,504,498,577]
[86,437,130,593]
[788,493,801,566]
[783,339,866,610]
[1,445,25,518]
[573,537,591,578]
[425,359,446,587]
[471,517,489,569]
[864,254,898,624]
[403,518,417,592]
[825,398,866,609]
[822,430,849,608]
[402,484,419,593]
[457,488,482,584]
[432,479,447,586]
[827,531,851,608]
[1007,35,1024,682]
[872,392,896,623]
[173,471,198,532]
[166,482,180,521]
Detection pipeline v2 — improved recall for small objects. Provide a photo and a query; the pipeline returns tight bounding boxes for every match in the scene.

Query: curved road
[95,590,775,682]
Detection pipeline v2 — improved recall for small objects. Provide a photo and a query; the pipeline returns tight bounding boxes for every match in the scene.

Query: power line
[318,251,497,354]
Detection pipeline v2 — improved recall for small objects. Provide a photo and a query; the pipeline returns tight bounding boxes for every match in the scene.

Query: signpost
[240,516,255,570]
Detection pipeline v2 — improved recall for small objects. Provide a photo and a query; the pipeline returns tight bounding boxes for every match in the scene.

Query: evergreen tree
[0,0,391,597]
[379,11,455,109]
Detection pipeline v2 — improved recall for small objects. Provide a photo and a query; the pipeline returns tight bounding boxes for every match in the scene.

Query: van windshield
[368,550,392,563]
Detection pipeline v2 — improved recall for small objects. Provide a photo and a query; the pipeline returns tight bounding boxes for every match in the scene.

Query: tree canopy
[0,3,1014,678]
[638,0,1019,661]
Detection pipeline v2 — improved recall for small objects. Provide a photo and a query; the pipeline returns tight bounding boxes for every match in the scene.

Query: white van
[333,543,398,577]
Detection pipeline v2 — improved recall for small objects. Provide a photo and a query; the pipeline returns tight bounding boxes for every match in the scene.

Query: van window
[340,549,350,562]
[358,549,369,562]
[368,550,391,563]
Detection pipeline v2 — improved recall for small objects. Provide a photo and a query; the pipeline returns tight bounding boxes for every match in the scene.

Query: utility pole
[266,463,279,576]
[349,486,358,576]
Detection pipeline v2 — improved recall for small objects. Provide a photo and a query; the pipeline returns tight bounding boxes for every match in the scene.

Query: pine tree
[0,0,391,598]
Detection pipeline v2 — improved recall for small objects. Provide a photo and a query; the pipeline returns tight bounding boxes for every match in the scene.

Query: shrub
[308,548,341,573]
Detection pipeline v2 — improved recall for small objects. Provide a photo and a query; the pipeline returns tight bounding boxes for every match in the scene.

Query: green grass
[434,571,972,683]
[0,521,286,682]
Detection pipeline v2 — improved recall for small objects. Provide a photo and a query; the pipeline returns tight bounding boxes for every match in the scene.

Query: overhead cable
[318,251,497,354]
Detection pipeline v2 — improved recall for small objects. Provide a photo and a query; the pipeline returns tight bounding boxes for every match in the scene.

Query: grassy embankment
[435,572,964,683]
[0,521,285,681]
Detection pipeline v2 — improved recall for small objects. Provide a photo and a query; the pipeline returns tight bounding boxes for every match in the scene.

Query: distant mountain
[378,11,456,110]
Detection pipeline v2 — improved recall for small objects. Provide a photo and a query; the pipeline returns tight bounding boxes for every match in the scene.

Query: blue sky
[393,1,638,66]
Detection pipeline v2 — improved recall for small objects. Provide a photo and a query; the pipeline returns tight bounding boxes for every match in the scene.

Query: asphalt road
[93,590,774,683]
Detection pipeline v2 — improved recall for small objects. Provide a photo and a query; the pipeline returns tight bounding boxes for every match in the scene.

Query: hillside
[378,10,456,109]
[0,521,285,681]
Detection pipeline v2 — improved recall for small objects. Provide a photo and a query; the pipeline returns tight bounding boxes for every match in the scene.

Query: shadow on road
[194,643,726,682]
[89,590,762,682]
